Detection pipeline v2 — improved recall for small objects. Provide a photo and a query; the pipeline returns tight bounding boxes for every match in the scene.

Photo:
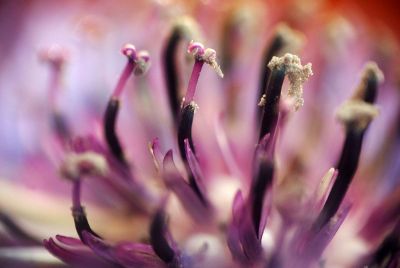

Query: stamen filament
[177,102,207,203]
[71,180,100,242]
[164,29,182,122]
[259,68,285,141]
[178,102,197,159]
[150,210,175,264]
[103,44,150,166]
[250,156,274,237]
[257,35,284,115]
[104,98,127,166]
[313,63,383,230]
[183,60,204,107]
[163,18,199,122]
[111,60,136,99]
[41,45,71,141]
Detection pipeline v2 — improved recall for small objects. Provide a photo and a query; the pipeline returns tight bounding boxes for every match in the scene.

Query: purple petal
[227,191,262,263]
[313,168,338,213]
[82,231,115,262]
[308,204,352,257]
[227,192,248,263]
[44,237,110,267]
[184,139,207,198]
[289,204,352,267]
[55,235,85,247]
[257,188,272,240]
[113,242,165,267]
[213,114,243,178]
[162,150,212,223]
[149,137,163,172]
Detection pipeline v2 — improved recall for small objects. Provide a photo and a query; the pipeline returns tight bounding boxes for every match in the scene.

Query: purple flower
[0,1,399,267]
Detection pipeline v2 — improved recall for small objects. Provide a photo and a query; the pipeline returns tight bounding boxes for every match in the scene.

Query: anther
[352,62,384,104]
[121,43,137,60]
[134,50,151,75]
[60,151,108,181]
[112,44,150,99]
[183,41,223,107]
[268,53,313,110]
[39,44,69,71]
[40,45,71,142]
[257,24,305,120]
[259,53,312,141]
[336,100,379,132]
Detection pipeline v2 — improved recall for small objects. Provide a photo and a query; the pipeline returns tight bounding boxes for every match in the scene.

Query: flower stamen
[104,44,150,166]
[352,62,384,103]
[259,53,312,141]
[313,63,383,230]
[40,44,71,142]
[182,41,223,107]
[163,17,200,123]
[257,24,305,120]
[60,152,106,242]
[268,53,313,110]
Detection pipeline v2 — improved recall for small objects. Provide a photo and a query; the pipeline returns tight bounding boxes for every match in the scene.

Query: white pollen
[268,53,313,110]
[134,50,151,76]
[60,151,108,180]
[363,62,384,83]
[352,62,384,101]
[189,101,199,112]
[258,94,267,107]
[188,41,224,78]
[336,100,379,131]
[202,48,224,78]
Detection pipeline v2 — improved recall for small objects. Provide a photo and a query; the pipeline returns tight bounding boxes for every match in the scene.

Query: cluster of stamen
[38,15,393,268]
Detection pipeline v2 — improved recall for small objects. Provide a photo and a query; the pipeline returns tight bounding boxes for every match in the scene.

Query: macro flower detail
[0,1,399,268]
